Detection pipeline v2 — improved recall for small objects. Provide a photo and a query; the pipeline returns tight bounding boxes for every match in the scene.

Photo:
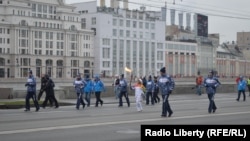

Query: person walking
[83,74,93,107]
[24,70,40,112]
[93,75,105,107]
[73,74,86,110]
[118,74,130,107]
[130,79,145,112]
[42,74,59,109]
[153,76,160,103]
[38,74,53,107]
[112,74,120,99]
[195,74,203,95]
[236,76,247,101]
[203,71,220,113]
[158,67,175,117]
[247,76,250,96]
[145,75,155,105]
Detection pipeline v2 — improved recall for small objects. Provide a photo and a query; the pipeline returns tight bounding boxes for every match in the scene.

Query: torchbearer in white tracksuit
[130,79,146,112]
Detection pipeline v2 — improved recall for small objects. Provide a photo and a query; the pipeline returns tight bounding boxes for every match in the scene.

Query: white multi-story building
[0,0,94,78]
[74,1,198,78]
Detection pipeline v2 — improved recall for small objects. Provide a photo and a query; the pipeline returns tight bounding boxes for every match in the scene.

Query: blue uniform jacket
[158,74,175,95]
[83,78,93,93]
[119,78,128,92]
[146,80,155,93]
[203,77,220,94]
[73,79,84,94]
[93,79,105,92]
[237,79,246,91]
[26,75,36,92]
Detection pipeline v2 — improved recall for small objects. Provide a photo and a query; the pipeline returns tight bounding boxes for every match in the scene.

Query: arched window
[46,59,53,77]
[56,60,63,78]
[57,60,63,66]
[84,61,90,67]
[36,59,42,66]
[46,59,53,66]
[70,25,76,31]
[20,20,28,26]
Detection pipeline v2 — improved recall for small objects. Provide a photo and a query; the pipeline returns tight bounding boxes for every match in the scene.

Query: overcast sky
[65,0,250,44]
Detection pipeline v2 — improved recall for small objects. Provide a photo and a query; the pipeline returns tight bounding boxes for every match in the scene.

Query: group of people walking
[73,74,105,110]
[24,70,58,112]
[24,67,248,118]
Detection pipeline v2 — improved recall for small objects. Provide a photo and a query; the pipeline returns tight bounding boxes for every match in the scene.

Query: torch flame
[125,67,132,72]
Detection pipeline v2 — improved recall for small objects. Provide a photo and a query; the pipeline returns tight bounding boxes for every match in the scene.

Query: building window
[126,30,130,37]
[119,30,124,37]
[126,20,130,27]
[81,18,86,29]
[139,22,143,29]
[119,19,123,26]
[91,17,96,25]
[133,21,136,28]
[113,19,117,26]
[112,29,117,36]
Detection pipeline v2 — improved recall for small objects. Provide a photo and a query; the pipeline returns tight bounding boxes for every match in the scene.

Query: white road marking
[0,111,249,135]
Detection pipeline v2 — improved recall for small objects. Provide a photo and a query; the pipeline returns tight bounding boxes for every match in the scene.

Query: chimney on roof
[110,0,119,8]
[123,0,128,9]
[100,0,105,7]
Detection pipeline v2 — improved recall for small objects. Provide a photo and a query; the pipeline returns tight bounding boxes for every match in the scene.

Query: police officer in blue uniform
[158,67,175,117]
[146,75,155,105]
[118,74,130,107]
[203,71,220,113]
[24,70,40,112]
[73,74,86,110]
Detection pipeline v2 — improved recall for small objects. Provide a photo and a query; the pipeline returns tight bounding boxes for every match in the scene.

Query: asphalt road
[0,93,250,141]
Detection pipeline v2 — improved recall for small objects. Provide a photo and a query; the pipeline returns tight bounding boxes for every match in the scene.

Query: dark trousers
[119,91,130,107]
[237,90,246,101]
[76,92,85,109]
[162,95,172,116]
[42,92,59,108]
[85,92,91,106]
[95,91,103,107]
[146,92,154,105]
[25,91,39,110]
[247,85,250,95]
[207,93,217,113]
[154,92,160,103]
[38,90,53,106]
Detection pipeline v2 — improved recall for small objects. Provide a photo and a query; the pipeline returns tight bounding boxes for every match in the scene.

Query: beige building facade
[0,0,94,78]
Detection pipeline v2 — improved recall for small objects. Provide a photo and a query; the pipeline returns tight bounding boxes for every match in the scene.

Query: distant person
[153,76,160,103]
[83,74,93,107]
[24,70,40,112]
[145,75,155,105]
[142,76,147,88]
[38,74,53,107]
[73,74,85,110]
[112,74,120,99]
[93,75,105,107]
[236,76,240,84]
[203,71,220,114]
[42,74,59,109]
[236,76,246,102]
[195,74,203,95]
[247,76,250,96]
[118,74,130,107]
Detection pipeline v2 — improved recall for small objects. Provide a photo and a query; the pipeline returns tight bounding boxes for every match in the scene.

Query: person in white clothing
[130,79,145,112]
